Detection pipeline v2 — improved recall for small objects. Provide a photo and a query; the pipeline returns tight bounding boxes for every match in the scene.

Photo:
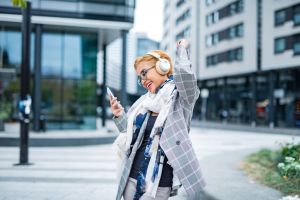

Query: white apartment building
[262,0,300,70]
[162,0,300,129]
[161,0,199,76]
[199,0,257,80]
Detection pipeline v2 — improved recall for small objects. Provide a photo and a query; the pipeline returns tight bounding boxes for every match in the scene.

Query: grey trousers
[123,178,171,200]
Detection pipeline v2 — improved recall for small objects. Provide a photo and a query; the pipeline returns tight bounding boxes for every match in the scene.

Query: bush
[242,141,300,195]
[277,142,300,190]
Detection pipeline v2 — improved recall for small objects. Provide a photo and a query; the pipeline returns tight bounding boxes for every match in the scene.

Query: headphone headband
[146,52,161,59]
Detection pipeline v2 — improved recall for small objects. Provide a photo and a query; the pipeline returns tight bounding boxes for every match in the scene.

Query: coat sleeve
[173,45,200,106]
[112,111,127,133]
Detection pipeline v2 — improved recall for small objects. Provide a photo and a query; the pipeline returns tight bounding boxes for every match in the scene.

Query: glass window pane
[237,24,244,37]
[229,27,235,39]
[206,35,212,47]
[293,41,300,55]
[212,33,219,44]
[275,38,285,53]
[41,78,62,129]
[294,5,300,25]
[230,3,237,15]
[82,34,97,79]
[236,48,243,61]
[0,31,21,69]
[213,11,219,23]
[42,33,63,77]
[275,10,286,26]
[63,34,82,79]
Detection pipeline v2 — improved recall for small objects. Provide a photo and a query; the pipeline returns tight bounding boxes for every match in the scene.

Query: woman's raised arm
[173,39,200,106]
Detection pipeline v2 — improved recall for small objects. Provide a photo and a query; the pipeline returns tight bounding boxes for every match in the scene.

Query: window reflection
[41,32,97,129]
[63,34,82,79]
[42,33,63,77]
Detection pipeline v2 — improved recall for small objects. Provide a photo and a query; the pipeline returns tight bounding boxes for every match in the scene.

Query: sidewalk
[1,123,299,199]
[200,149,283,200]
[191,120,300,135]
[0,120,118,147]
[191,127,300,200]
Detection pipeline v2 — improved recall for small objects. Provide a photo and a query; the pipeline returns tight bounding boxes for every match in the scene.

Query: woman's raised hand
[176,38,189,49]
[109,95,124,118]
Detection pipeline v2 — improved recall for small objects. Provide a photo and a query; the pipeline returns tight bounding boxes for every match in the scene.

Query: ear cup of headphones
[155,58,170,75]
[146,51,171,75]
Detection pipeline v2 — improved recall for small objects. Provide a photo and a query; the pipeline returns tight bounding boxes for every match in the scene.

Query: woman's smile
[145,81,153,90]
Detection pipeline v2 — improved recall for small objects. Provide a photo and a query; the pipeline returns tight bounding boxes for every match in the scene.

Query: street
[0,126,299,200]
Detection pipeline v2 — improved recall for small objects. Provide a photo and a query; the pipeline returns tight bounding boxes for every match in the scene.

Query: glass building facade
[0,26,97,129]
[0,0,135,131]
[197,68,300,128]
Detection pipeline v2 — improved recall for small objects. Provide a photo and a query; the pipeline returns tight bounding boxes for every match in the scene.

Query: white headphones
[146,51,171,76]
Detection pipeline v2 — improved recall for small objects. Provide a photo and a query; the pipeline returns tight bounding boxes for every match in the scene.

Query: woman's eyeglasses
[137,66,155,86]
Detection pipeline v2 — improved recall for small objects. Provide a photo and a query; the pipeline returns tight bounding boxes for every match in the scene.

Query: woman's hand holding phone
[108,88,124,118]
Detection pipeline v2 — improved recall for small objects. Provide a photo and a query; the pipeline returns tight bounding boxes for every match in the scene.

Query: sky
[130,0,163,42]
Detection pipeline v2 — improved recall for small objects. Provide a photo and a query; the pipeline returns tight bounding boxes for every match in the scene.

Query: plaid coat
[113,45,205,200]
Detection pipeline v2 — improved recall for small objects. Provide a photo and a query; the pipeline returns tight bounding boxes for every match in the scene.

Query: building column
[250,73,257,127]
[268,71,275,128]
[33,24,42,132]
[101,44,107,127]
[223,77,229,123]
[121,30,128,108]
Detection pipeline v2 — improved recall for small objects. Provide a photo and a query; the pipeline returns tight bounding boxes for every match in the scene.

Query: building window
[229,27,236,39]
[229,0,243,16]
[293,42,300,55]
[206,47,243,67]
[206,56,211,66]
[237,0,244,13]
[293,35,300,55]
[236,48,243,61]
[176,0,187,8]
[206,0,243,26]
[275,10,286,26]
[206,0,216,6]
[176,26,191,41]
[227,48,243,62]
[213,11,219,23]
[237,24,244,37]
[206,35,213,47]
[274,38,285,54]
[212,33,219,44]
[212,55,218,65]
[229,3,237,15]
[176,9,191,25]
[229,23,243,38]
[228,50,235,62]
[206,14,213,26]
[206,23,243,46]
[293,5,300,26]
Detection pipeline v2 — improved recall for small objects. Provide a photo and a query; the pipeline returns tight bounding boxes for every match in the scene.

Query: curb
[0,135,117,147]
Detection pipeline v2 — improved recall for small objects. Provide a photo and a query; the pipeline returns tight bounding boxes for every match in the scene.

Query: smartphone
[106,87,115,98]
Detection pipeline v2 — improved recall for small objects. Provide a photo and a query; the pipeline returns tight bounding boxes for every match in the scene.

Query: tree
[11,0,27,8]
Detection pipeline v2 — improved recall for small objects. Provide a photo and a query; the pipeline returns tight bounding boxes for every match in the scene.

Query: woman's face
[136,61,168,93]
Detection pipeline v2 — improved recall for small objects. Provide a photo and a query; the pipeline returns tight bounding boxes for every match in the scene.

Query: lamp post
[12,0,32,165]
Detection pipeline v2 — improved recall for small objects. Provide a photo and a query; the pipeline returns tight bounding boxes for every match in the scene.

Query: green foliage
[277,142,300,191]
[11,0,27,8]
[0,102,12,120]
[241,142,300,195]
[279,142,300,162]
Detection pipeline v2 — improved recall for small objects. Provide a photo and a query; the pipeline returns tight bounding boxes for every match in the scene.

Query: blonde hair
[134,50,174,77]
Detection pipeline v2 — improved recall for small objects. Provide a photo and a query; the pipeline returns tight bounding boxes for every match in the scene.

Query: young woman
[109,39,205,200]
